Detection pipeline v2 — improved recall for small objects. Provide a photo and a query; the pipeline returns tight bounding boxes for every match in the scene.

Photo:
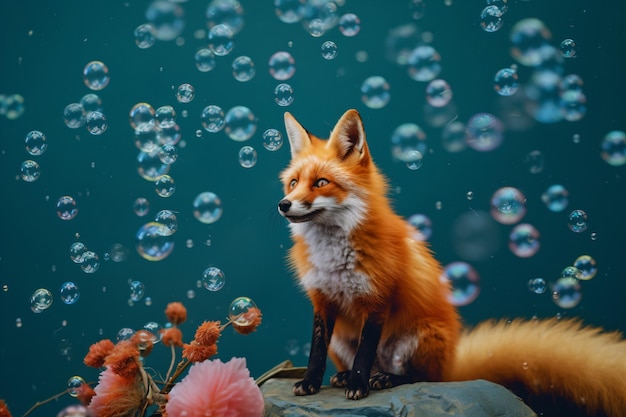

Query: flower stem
[164,343,176,383]
[160,359,190,394]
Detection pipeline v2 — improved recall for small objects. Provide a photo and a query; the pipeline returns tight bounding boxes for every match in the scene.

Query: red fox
[277,109,626,416]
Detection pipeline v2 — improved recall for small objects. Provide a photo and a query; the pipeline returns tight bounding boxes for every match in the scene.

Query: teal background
[0,0,625,414]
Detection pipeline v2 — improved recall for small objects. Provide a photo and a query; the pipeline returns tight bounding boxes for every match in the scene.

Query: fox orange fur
[277,109,626,416]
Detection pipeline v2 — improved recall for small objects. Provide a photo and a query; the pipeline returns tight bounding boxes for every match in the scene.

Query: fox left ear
[284,112,312,159]
[329,109,367,161]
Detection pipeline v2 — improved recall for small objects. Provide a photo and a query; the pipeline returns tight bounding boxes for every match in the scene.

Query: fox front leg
[346,314,383,400]
[293,311,335,395]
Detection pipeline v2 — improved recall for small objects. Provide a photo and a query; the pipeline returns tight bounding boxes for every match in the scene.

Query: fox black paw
[346,372,370,400]
[293,379,320,396]
[330,370,351,387]
[369,372,395,390]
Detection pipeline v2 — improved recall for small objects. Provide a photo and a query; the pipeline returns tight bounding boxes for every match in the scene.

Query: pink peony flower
[88,368,144,417]
[166,357,264,417]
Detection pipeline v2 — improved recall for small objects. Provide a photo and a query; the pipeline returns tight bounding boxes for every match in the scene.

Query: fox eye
[289,179,298,189]
[314,178,329,188]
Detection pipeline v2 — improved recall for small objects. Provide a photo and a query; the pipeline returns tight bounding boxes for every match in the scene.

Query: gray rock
[261,378,536,417]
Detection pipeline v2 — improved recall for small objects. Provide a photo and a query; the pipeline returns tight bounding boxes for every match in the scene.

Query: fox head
[278,109,386,230]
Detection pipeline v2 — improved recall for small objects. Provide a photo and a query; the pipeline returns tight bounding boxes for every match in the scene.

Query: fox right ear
[284,112,311,158]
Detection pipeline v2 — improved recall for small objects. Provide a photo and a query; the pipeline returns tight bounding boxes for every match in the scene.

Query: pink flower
[88,368,144,417]
[166,357,264,417]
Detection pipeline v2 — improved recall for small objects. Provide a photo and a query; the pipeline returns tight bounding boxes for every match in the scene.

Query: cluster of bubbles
[20,130,48,183]
[70,241,101,274]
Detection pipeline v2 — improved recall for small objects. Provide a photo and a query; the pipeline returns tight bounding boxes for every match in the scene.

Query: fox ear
[329,109,367,161]
[284,112,311,158]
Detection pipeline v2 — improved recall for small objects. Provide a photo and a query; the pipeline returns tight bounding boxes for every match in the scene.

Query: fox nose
[278,199,292,213]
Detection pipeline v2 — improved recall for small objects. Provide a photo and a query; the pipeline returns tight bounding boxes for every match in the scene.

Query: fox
[276,109,626,416]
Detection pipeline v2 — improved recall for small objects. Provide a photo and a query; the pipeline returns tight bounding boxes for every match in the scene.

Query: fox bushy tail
[449,318,626,416]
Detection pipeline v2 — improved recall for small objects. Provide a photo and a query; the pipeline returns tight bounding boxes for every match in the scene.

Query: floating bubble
[409,0,426,19]
[262,128,283,151]
[129,102,156,129]
[80,251,100,273]
[494,68,519,96]
[69,242,88,263]
[208,24,234,56]
[574,255,597,281]
[238,145,258,168]
[228,296,259,326]
[143,321,162,343]
[56,196,78,220]
[81,94,103,116]
[193,192,223,224]
[560,89,586,122]
[201,105,225,133]
[275,0,305,23]
[466,113,503,151]
[425,79,452,107]
[83,61,110,91]
[133,197,150,217]
[157,144,178,165]
[156,105,176,128]
[176,83,195,103]
[225,106,256,140]
[442,262,480,307]
[307,18,325,37]
[30,288,53,313]
[510,18,553,67]
[360,76,390,109]
[407,213,432,241]
[67,376,86,397]
[155,174,176,197]
[559,38,577,58]
[108,243,129,262]
[490,186,526,224]
[154,209,178,235]
[202,266,226,291]
[3,94,25,120]
[551,277,581,309]
[137,149,170,181]
[404,150,423,170]
[487,0,508,13]
[523,150,545,174]
[60,282,80,305]
[508,223,540,258]
[232,56,255,82]
[206,0,245,34]
[20,160,41,182]
[561,74,584,92]
[567,209,588,233]
[136,222,175,261]
[86,111,108,135]
[391,123,427,163]
[441,121,467,153]
[527,277,547,294]
[480,5,503,33]
[541,184,569,212]
[268,51,296,80]
[274,83,295,106]
[24,131,47,156]
[194,48,216,72]
[129,280,145,302]
[407,45,441,82]
[338,13,360,37]
[117,327,135,342]
[561,265,582,281]
[145,0,185,41]
[600,130,626,166]
[321,40,338,60]
[134,23,156,49]
[63,103,86,129]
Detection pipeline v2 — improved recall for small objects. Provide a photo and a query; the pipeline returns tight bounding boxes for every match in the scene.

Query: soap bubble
[158,144,178,164]
[195,48,216,72]
[70,242,88,263]
[133,197,150,217]
[391,123,427,163]
[20,160,41,182]
[466,113,503,151]
[232,56,255,82]
[527,277,547,294]
[80,251,100,273]
[225,106,256,141]
[361,76,390,109]
[560,89,586,122]
[31,288,53,313]
[487,0,508,13]
[176,83,195,103]
[201,105,225,133]
[3,94,25,120]
[274,83,295,107]
[541,184,569,212]
[262,128,283,151]
[156,106,176,128]
[154,209,178,235]
[56,196,78,220]
[321,40,338,60]
[60,282,80,305]
[83,61,110,90]
[63,103,86,128]
[155,174,176,197]
[80,93,103,115]
[307,19,325,37]
[129,102,156,129]
[143,322,162,343]
[338,13,360,37]
[193,192,223,224]
[407,45,441,82]
[275,0,305,24]
[510,18,553,67]
[567,209,588,233]
[494,68,519,96]
[67,376,86,397]
[137,149,170,181]
[508,223,540,258]
[145,0,185,41]
[206,0,245,34]
[573,255,597,281]
[208,24,234,56]
[480,5,503,33]
[108,243,128,263]
[86,111,108,135]
[441,121,467,153]
[268,51,296,80]
[425,79,452,107]
[559,38,577,58]
[490,187,526,224]
[442,262,480,307]
[228,296,258,326]
[134,23,156,49]
[551,277,581,309]
[202,266,226,291]
[407,213,432,241]
[561,74,584,92]
[136,222,175,261]
[600,130,626,166]
[523,150,545,174]
[24,130,47,156]
[238,145,257,168]
[129,280,145,302]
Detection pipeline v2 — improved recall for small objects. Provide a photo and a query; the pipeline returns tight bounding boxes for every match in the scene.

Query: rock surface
[261,378,536,417]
